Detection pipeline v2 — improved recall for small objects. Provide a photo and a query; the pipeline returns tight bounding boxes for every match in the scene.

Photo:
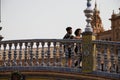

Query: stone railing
[0,39,120,78]
[92,40,120,78]
[93,40,120,72]
[0,39,82,72]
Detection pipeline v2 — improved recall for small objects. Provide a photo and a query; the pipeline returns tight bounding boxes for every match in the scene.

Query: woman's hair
[74,28,81,36]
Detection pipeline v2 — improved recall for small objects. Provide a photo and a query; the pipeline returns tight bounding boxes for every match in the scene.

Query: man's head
[66,27,72,34]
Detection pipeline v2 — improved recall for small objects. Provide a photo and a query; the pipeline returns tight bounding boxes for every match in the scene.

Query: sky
[0,0,120,40]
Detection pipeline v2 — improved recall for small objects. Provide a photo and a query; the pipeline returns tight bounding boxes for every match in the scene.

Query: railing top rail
[92,40,120,45]
[0,39,82,44]
[0,39,120,46]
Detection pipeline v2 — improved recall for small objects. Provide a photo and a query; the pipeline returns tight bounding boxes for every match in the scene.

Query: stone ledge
[0,71,118,80]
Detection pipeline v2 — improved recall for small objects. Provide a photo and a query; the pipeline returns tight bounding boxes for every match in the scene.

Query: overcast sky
[1,0,120,40]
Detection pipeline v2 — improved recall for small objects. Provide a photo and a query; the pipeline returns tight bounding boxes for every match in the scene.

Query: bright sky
[1,0,120,40]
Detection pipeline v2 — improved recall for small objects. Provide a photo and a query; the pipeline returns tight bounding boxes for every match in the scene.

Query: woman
[74,28,81,39]
[74,28,82,68]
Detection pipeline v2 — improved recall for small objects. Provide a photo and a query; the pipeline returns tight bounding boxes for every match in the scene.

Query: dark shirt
[63,33,74,58]
[63,33,74,39]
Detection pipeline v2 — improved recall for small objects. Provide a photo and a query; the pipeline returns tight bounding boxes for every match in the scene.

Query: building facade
[91,2,120,41]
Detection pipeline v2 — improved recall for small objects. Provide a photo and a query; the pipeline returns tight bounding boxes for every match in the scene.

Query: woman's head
[74,28,81,36]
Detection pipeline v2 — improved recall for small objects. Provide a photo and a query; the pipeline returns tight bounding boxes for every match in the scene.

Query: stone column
[82,0,96,73]
[82,32,96,73]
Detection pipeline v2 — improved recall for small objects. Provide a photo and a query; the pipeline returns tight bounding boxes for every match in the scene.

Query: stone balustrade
[0,39,120,79]
[93,40,120,73]
[0,39,82,68]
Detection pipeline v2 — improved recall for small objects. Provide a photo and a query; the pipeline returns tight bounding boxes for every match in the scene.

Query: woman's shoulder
[74,36,81,39]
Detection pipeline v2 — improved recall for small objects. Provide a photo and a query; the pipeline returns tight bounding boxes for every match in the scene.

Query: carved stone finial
[84,0,93,33]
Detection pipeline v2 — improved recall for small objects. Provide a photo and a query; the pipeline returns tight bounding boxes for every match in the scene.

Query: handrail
[0,39,82,44]
[92,40,120,45]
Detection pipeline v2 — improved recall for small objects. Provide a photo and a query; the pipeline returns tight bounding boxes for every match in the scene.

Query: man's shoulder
[63,34,70,39]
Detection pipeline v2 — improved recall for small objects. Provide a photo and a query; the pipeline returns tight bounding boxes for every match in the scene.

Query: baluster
[71,43,75,68]
[29,42,34,66]
[47,42,51,66]
[12,43,18,66]
[53,42,56,66]
[8,43,12,66]
[96,44,101,71]
[24,42,28,66]
[110,45,116,73]
[13,43,18,66]
[58,42,63,67]
[36,42,39,66]
[103,44,108,72]
[19,42,23,66]
[3,43,7,66]
[41,42,45,66]
[65,44,68,67]
[118,46,120,73]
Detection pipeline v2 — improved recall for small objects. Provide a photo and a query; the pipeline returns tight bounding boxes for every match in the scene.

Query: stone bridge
[0,0,120,79]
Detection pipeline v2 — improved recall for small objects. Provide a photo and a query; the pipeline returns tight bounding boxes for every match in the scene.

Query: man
[63,27,74,67]
[63,27,73,39]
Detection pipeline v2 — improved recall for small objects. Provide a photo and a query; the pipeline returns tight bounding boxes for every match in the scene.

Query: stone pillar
[82,32,96,73]
[82,0,96,73]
